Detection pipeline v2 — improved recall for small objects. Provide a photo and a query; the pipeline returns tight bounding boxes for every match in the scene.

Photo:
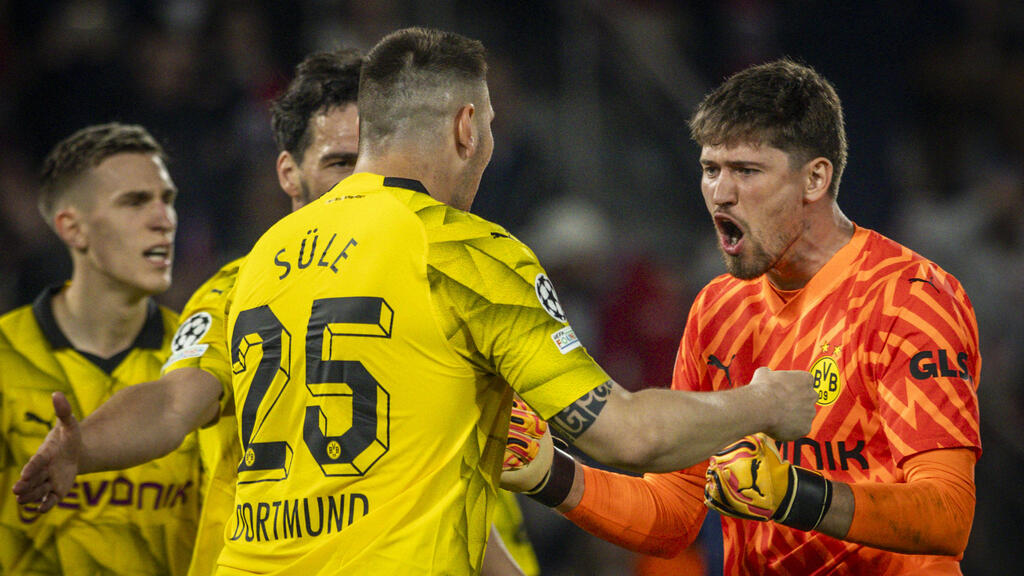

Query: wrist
[735,384,778,437]
[526,447,576,508]
[773,466,833,531]
[554,460,584,512]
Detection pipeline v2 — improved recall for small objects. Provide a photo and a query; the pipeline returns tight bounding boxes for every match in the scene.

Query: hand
[500,397,553,493]
[746,367,816,441]
[704,433,832,531]
[12,392,82,512]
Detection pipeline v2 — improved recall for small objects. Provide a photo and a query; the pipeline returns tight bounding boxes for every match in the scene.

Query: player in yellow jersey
[0,123,200,575]
[15,28,817,575]
[166,47,536,576]
[163,47,364,576]
[504,59,981,576]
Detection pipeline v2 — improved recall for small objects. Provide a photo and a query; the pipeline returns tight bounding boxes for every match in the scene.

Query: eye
[120,191,150,206]
[702,165,720,178]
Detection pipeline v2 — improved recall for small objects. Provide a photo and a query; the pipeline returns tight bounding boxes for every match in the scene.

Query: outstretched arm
[550,367,816,473]
[13,367,221,511]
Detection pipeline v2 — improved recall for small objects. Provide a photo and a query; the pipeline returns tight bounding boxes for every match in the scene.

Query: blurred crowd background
[1,1,1021,574]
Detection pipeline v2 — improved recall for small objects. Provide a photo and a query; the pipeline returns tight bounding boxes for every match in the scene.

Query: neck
[53,271,151,358]
[354,145,457,207]
[766,203,855,291]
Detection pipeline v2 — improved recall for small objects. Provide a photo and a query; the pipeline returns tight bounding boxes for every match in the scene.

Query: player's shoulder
[416,201,538,265]
[0,304,30,356]
[859,229,970,306]
[0,301,33,335]
[156,302,180,339]
[0,303,58,383]
[0,303,40,350]
[180,256,246,314]
[692,272,758,311]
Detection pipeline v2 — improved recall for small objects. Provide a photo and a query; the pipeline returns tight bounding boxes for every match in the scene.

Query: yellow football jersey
[220,173,608,575]
[0,287,201,575]
[492,491,540,576]
[163,259,245,576]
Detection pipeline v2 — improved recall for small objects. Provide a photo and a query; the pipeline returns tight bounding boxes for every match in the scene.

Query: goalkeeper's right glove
[704,432,833,531]
[500,397,576,507]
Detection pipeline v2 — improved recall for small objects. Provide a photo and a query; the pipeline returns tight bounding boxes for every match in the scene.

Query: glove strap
[525,447,575,508]
[774,466,833,531]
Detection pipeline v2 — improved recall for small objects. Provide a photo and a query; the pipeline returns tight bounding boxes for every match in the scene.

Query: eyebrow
[700,158,768,168]
[320,152,358,165]
[115,188,177,201]
[117,189,154,200]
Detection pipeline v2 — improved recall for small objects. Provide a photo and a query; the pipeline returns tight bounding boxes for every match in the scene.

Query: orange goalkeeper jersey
[673,226,981,575]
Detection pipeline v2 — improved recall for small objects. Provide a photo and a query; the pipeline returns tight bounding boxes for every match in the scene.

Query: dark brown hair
[689,58,848,198]
[270,48,363,163]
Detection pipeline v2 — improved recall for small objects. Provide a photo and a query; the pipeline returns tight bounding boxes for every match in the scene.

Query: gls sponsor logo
[910,349,970,380]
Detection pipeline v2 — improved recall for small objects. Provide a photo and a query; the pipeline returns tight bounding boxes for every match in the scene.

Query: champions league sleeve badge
[164,311,212,368]
[534,273,567,322]
[534,273,582,354]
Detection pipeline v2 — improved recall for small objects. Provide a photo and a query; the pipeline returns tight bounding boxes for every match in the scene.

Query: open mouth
[143,245,172,264]
[715,215,744,251]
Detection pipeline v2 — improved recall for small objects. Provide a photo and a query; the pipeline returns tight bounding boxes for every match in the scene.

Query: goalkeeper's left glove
[704,432,833,531]
[501,397,576,507]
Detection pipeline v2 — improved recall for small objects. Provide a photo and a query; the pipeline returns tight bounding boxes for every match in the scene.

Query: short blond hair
[39,123,166,223]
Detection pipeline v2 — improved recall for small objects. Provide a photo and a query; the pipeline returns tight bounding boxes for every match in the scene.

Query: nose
[708,170,738,208]
[150,201,177,234]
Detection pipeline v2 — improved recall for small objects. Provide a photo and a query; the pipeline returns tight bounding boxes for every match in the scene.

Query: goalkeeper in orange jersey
[503,58,980,575]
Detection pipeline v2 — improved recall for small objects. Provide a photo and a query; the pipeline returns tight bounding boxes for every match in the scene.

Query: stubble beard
[721,240,772,280]
[298,179,314,207]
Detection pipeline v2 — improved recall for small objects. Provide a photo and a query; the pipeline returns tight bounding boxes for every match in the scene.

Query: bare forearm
[79,369,220,473]
[572,383,795,472]
[80,381,180,472]
[624,386,783,470]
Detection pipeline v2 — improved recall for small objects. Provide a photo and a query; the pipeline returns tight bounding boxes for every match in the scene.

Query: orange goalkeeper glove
[502,397,553,494]
[503,397,549,471]
[501,397,576,507]
[705,433,833,531]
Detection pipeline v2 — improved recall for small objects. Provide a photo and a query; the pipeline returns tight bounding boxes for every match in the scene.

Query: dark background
[2,1,1021,574]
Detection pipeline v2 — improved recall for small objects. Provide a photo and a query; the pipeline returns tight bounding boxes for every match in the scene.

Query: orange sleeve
[562,463,708,558]
[846,447,976,556]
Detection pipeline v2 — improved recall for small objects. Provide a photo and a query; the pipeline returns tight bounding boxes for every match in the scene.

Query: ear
[54,207,86,252]
[277,150,302,202]
[454,104,477,160]
[804,157,834,203]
